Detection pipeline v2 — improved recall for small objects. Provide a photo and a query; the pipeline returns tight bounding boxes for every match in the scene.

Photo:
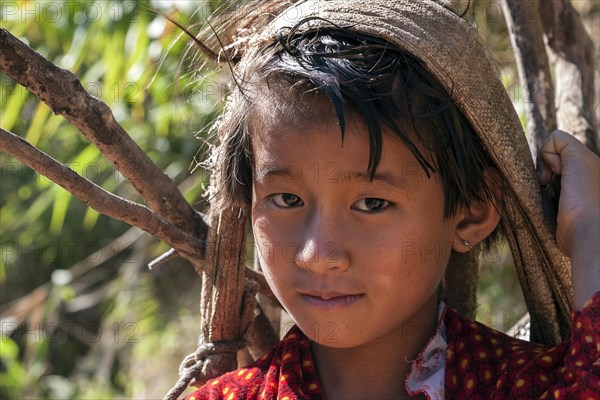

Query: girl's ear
[453,168,503,252]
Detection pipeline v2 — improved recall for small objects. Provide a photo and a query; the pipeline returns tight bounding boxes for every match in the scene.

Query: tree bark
[501,0,596,342]
[539,1,599,155]
[195,209,253,384]
[501,0,598,156]
[501,0,557,159]
[445,249,480,319]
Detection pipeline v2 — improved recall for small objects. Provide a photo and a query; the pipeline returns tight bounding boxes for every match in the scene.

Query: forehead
[252,110,428,186]
[246,75,435,182]
[248,79,334,135]
[252,105,336,173]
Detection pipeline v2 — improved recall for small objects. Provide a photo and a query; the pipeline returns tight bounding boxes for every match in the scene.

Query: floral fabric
[185,291,600,399]
[405,302,447,399]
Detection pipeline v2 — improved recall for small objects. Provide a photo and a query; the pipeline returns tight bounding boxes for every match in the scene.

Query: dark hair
[210,19,501,242]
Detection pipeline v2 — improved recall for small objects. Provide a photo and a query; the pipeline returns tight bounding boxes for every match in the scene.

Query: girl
[185,0,599,398]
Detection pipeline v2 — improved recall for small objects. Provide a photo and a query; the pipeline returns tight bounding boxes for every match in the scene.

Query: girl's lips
[300,293,364,311]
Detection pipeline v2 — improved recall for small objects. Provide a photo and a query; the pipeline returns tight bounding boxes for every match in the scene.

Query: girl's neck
[311,300,439,400]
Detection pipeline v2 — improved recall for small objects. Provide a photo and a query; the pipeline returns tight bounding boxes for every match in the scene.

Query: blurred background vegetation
[1,0,598,398]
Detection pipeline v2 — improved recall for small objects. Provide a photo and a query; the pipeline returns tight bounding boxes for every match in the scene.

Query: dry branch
[0,28,207,241]
[199,209,250,377]
[501,0,597,342]
[501,0,556,159]
[539,1,599,154]
[444,249,480,319]
[243,302,279,360]
[501,0,598,156]
[165,208,259,400]
[0,128,203,261]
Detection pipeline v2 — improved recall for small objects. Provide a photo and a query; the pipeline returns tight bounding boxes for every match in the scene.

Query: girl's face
[251,114,465,348]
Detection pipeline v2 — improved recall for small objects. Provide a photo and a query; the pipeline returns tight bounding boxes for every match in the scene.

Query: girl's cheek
[252,219,283,263]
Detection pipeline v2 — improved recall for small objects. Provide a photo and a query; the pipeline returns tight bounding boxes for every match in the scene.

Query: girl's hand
[537,130,600,310]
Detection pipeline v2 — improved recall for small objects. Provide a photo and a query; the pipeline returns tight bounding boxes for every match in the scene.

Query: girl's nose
[295,214,351,273]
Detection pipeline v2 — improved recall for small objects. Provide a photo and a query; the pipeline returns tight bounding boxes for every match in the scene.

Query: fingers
[536,156,555,187]
[537,130,584,186]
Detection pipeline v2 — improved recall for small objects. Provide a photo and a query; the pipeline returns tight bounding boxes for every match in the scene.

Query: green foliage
[0,338,28,398]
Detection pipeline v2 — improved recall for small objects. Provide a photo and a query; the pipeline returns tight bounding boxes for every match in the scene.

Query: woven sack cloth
[222,0,573,345]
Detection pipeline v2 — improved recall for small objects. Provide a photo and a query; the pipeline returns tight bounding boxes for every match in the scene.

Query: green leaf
[25,103,52,147]
[1,85,29,132]
[81,207,101,231]
[0,337,20,361]
[0,258,6,284]
[49,190,72,235]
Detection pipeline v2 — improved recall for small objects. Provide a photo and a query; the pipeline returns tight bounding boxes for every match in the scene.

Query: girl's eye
[269,193,304,208]
[352,198,390,212]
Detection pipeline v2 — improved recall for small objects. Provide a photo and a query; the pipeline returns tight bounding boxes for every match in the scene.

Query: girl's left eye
[352,198,391,212]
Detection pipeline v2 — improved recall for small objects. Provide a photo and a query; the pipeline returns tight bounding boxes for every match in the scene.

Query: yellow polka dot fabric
[445,291,599,399]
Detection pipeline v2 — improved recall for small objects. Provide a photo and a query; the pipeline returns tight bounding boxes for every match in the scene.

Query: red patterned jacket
[185,292,599,399]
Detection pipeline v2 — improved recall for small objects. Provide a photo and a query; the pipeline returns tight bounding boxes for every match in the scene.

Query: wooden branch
[501,0,563,343]
[165,208,253,397]
[444,249,480,319]
[244,302,279,360]
[501,0,556,159]
[0,128,203,261]
[199,209,248,370]
[500,0,597,342]
[148,249,179,270]
[0,28,207,241]
[245,268,280,306]
[539,1,599,155]
[145,247,277,304]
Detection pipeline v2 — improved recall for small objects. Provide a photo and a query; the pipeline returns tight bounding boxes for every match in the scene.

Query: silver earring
[463,239,472,250]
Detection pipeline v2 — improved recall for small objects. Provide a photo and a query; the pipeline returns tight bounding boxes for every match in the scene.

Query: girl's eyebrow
[255,164,301,183]
[255,164,409,190]
[343,171,410,191]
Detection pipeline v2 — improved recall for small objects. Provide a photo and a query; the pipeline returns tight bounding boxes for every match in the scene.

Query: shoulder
[183,339,285,400]
[184,326,322,400]
[184,365,268,400]
[444,306,548,361]
[444,293,600,398]
[445,306,551,396]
